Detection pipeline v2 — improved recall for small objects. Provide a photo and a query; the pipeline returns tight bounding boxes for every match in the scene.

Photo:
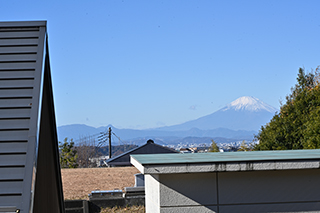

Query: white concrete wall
[145,169,320,213]
[146,173,218,213]
[218,169,320,212]
[145,174,160,213]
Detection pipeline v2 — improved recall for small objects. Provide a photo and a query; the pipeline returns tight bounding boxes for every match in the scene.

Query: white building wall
[145,173,218,213]
[145,169,320,213]
[218,169,320,212]
[145,174,160,213]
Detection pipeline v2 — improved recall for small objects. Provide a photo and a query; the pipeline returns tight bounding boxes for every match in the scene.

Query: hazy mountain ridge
[57,124,255,145]
[57,96,276,145]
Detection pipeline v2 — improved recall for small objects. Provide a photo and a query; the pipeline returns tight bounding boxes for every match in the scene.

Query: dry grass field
[100,206,145,213]
[61,167,140,200]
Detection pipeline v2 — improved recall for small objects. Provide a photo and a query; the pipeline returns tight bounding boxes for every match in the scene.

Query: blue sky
[2,1,320,129]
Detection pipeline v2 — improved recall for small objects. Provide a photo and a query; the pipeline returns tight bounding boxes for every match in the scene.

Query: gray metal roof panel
[131,149,320,165]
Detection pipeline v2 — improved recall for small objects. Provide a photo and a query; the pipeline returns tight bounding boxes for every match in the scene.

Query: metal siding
[0,143,28,153]
[0,119,30,129]
[0,31,39,39]
[0,89,33,98]
[0,46,38,54]
[0,38,39,46]
[0,54,37,62]
[23,25,45,213]
[0,99,32,108]
[0,130,29,141]
[0,167,25,180]
[0,22,42,212]
[0,79,34,88]
[0,71,35,78]
[0,196,22,207]
[0,62,36,70]
[0,154,26,166]
[0,181,23,194]
[0,109,31,118]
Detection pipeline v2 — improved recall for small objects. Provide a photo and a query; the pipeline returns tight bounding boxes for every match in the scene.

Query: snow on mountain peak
[223,96,277,113]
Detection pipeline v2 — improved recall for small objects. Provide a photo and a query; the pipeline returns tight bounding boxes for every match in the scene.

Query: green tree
[303,106,320,149]
[209,139,220,152]
[238,140,249,151]
[254,67,320,150]
[59,138,78,168]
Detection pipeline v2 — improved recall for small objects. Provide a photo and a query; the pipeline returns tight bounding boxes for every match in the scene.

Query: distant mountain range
[57,96,277,145]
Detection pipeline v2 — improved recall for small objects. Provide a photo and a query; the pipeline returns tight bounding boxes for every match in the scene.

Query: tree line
[59,137,138,168]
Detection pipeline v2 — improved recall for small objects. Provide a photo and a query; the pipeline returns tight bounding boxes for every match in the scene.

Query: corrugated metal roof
[0,21,64,213]
[131,149,320,165]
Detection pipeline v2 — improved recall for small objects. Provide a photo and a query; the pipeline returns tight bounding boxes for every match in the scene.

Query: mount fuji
[156,96,277,132]
[58,96,277,144]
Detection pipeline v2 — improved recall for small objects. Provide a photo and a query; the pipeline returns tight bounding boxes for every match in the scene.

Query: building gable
[0,21,64,213]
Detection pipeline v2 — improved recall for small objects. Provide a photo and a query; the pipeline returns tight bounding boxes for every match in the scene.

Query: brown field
[101,206,145,213]
[61,167,140,200]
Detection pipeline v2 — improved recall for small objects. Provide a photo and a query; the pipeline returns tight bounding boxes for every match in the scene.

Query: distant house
[106,140,178,167]
[179,147,209,153]
[0,21,64,213]
[179,148,193,153]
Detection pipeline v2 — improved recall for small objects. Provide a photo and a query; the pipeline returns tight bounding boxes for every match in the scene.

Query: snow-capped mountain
[157,96,277,131]
[57,96,277,143]
[222,96,277,113]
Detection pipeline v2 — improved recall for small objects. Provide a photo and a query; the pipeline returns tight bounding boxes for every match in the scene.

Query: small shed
[132,149,320,213]
[0,21,64,213]
[106,140,178,167]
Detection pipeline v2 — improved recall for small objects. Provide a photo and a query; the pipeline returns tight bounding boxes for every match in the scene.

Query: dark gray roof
[106,140,178,166]
[0,21,64,213]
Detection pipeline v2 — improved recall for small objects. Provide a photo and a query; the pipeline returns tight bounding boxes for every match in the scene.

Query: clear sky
[2,1,320,129]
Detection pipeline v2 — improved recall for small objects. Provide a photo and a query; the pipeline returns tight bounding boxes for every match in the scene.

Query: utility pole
[108,127,112,159]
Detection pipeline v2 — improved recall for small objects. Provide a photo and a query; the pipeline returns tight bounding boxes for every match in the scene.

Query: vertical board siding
[0,24,40,211]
